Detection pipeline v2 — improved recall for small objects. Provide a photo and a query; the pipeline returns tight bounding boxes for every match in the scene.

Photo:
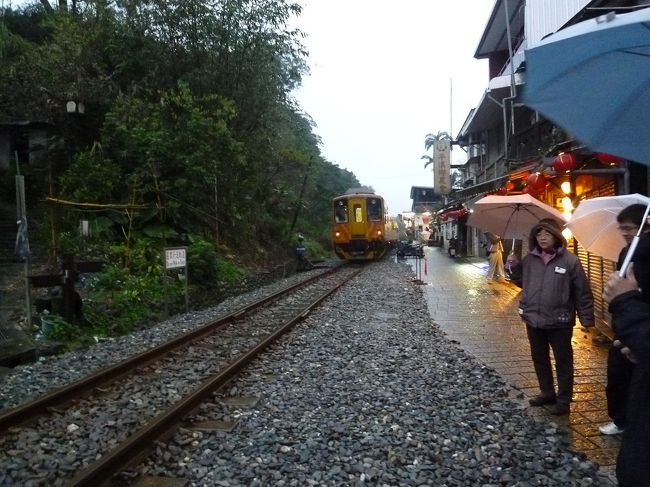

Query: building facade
[445,0,650,327]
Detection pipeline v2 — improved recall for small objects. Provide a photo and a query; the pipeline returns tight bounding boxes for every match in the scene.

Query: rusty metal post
[15,172,33,328]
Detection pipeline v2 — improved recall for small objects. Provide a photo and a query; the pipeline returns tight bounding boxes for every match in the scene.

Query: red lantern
[552,153,577,173]
[526,172,547,193]
[505,180,515,192]
[596,152,625,166]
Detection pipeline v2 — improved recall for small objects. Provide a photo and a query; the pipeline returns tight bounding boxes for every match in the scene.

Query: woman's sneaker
[599,422,624,435]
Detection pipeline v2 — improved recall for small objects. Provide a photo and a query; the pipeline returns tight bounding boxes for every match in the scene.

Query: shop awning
[463,194,487,212]
[451,175,509,200]
[436,204,470,222]
[439,208,469,221]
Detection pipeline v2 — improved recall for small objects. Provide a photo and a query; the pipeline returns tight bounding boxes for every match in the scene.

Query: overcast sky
[292,0,495,214]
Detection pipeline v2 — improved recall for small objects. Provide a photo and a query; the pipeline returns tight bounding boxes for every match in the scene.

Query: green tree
[1,0,351,264]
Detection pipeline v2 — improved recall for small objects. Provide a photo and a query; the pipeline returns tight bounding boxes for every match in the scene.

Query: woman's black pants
[526,325,573,406]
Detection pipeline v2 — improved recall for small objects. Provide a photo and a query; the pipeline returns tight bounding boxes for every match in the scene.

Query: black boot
[529,395,556,407]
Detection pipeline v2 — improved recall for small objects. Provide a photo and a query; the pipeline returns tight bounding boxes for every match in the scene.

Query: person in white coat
[485,232,506,281]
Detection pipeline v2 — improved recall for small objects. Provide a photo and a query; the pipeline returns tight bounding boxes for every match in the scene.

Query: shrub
[187,235,219,284]
[217,258,246,285]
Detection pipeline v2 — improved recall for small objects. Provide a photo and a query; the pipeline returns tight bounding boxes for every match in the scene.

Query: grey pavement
[407,246,620,478]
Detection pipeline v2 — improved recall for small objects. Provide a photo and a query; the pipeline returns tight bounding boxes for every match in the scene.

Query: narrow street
[411,247,620,476]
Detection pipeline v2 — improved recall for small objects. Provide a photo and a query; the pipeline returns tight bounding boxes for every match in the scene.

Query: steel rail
[0,266,341,432]
[69,267,362,486]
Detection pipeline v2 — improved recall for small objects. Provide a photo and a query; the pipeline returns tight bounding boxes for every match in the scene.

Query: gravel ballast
[0,259,615,486]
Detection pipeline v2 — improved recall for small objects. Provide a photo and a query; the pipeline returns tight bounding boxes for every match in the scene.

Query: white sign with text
[434,139,451,195]
[165,247,187,269]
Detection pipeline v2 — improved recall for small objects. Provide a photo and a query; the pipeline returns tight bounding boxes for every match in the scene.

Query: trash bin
[40,313,55,339]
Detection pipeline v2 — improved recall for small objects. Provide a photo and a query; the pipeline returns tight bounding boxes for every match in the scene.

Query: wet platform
[409,247,620,478]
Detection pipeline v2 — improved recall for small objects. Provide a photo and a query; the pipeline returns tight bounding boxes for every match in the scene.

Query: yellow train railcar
[331,189,388,261]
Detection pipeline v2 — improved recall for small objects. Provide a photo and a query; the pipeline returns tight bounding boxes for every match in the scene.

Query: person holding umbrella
[599,204,650,436]
[603,263,650,487]
[519,219,594,415]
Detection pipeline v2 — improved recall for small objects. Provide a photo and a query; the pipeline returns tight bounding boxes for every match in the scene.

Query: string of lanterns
[552,152,576,173]
[486,150,624,198]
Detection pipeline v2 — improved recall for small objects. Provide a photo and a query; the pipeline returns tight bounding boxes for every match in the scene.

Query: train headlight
[377,230,382,236]
[335,231,341,238]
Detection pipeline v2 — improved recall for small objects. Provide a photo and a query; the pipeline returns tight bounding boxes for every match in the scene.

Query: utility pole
[449,78,453,138]
[15,153,33,328]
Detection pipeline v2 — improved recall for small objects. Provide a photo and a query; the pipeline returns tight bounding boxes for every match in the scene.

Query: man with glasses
[600,204,650,436]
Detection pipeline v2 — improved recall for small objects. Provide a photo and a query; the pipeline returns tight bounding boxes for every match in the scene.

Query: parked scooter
[396,240,424,259]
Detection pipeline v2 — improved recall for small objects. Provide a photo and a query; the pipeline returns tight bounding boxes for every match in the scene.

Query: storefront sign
[434,139,451,195]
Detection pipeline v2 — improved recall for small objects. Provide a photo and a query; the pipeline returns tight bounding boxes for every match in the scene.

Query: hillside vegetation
[0,1,360,345]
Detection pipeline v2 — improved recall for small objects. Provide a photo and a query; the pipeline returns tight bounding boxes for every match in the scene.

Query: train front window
[354,205,363,222]
[367,198,382,221]
[334,200,348,223]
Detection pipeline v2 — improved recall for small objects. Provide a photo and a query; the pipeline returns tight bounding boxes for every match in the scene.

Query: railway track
[0,264,364,486]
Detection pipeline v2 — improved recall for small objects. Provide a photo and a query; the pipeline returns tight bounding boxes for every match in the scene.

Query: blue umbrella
[523,7,650,164]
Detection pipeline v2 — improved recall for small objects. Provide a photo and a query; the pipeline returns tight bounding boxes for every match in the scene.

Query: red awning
[438,208,468,221]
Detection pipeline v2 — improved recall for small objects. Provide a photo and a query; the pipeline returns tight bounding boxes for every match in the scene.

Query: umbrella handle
[619,204,650,277]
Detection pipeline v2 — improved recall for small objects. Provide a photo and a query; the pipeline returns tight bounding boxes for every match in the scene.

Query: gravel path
[142,260,613,486]
[0,259,615,486]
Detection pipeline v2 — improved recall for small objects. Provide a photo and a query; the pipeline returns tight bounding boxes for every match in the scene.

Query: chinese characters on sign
[165,248,187,269]
[163,247,189,314]
[434,139,451,195]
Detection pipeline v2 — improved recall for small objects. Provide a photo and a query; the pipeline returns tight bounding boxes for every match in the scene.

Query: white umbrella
[566,194,650,262]
[467,194,566,241]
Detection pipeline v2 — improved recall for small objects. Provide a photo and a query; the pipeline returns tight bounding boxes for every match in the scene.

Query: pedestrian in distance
[294,234,314,271]
[603,263,650,487]
[600,204,650,436]
[518,218,595,416]
[484,232,506,281]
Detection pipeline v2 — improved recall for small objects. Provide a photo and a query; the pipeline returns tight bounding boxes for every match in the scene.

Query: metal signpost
[15,174,32,328]
[163,247,189,316]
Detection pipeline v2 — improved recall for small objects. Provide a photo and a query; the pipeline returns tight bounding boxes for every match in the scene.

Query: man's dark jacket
[609,290,650,487]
